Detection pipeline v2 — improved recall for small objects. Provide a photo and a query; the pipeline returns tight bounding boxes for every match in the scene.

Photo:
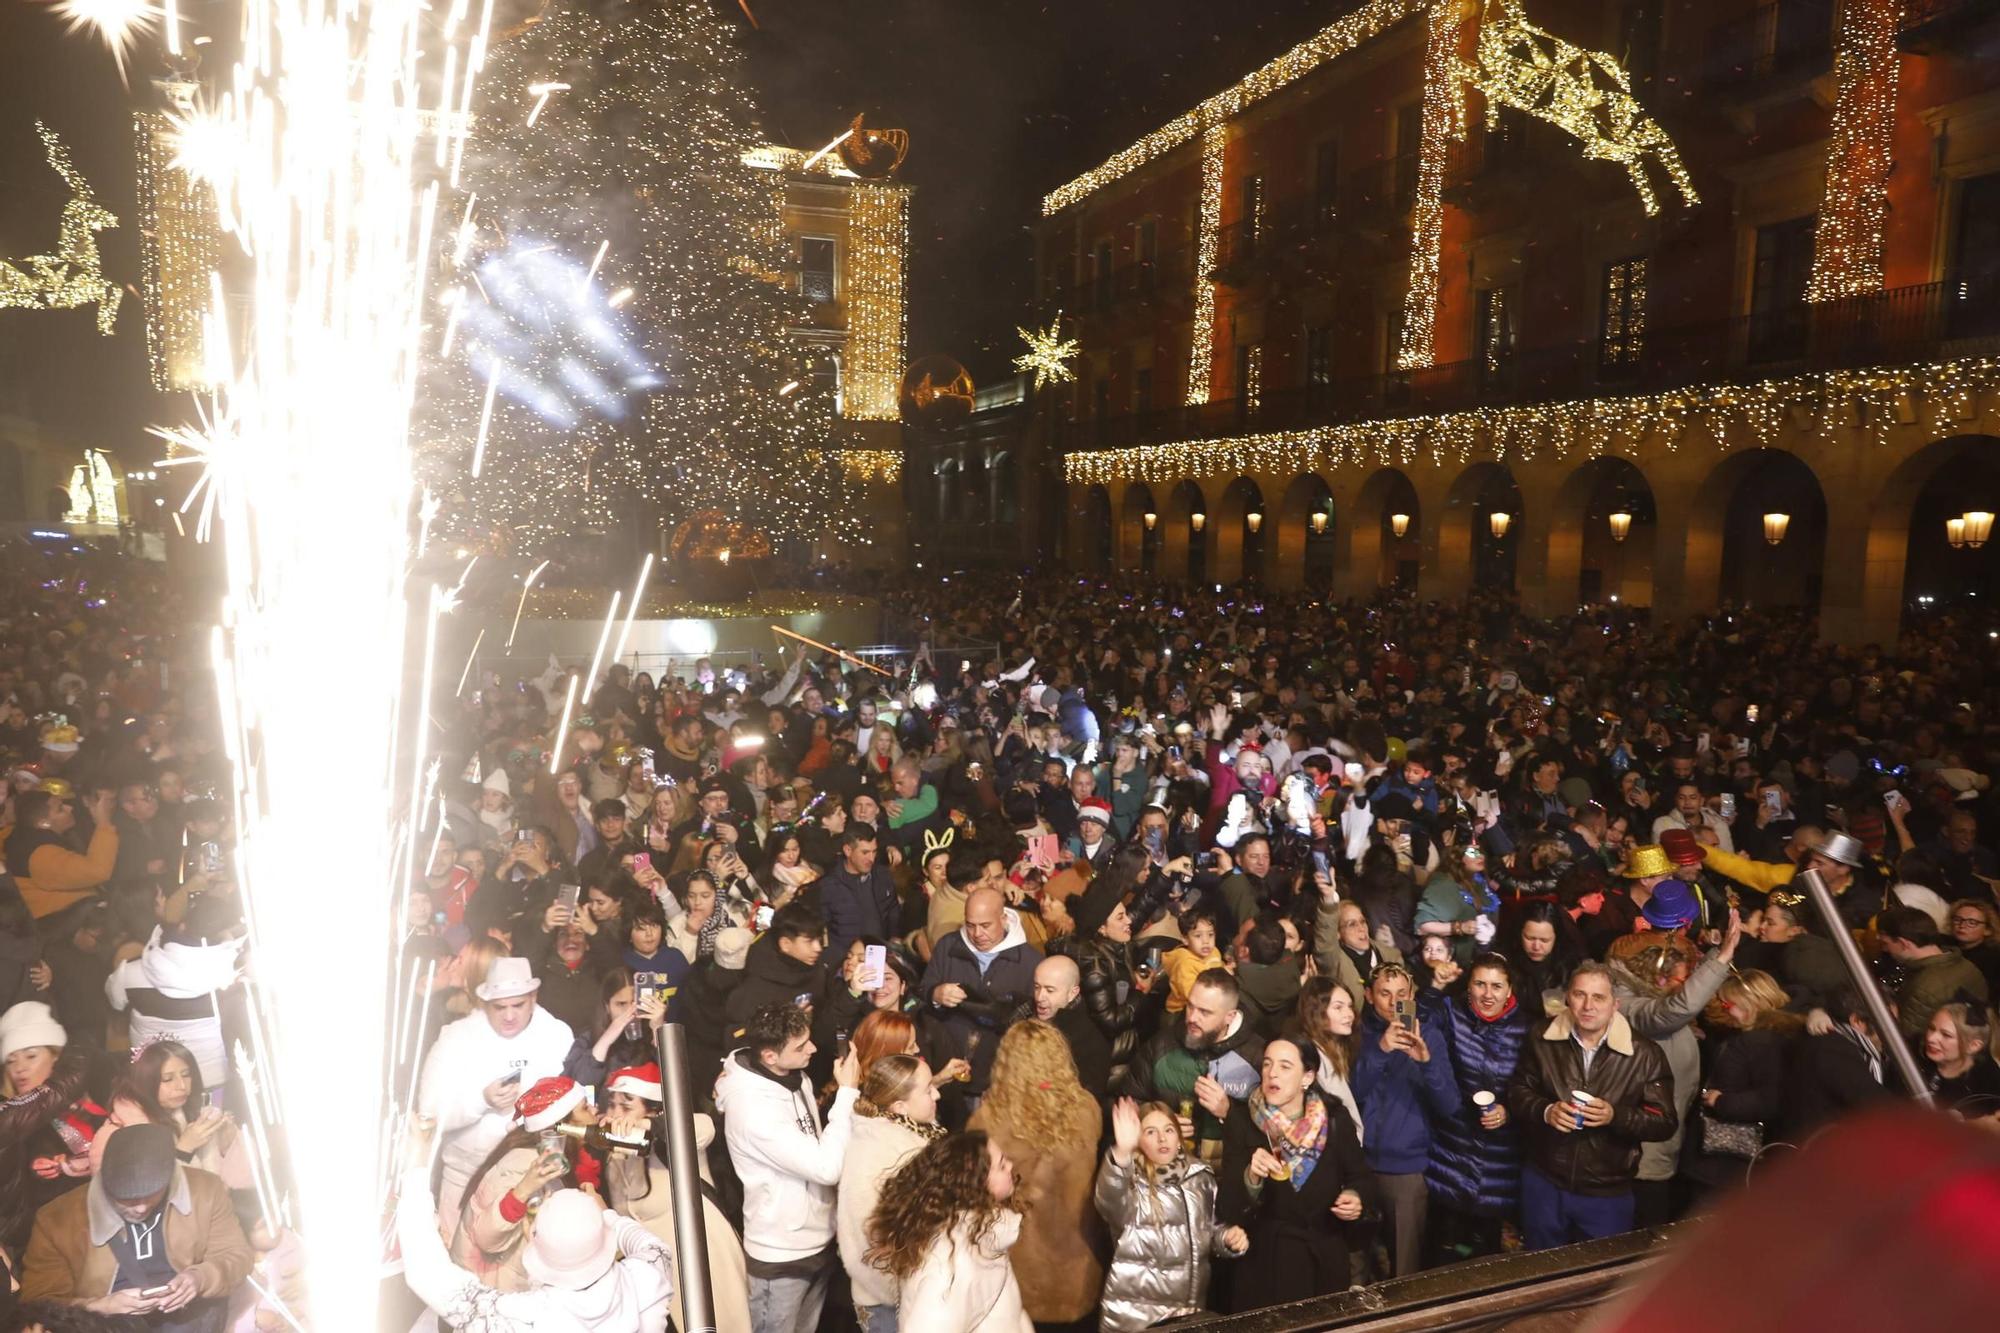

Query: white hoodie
[715,1048,859,1263]
[104,927,246,1087]
[417,1003,574,1223]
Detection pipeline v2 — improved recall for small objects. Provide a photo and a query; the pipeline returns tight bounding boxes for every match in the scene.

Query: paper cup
[1471,1091,1496,1109]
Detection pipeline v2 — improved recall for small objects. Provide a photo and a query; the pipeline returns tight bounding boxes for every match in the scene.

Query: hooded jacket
[836,1112,934,1308]
[723,933,828,1029]
[1506,1009,1676,1196]
[1094,1152,1234,1333]
[103,927,248,1087]
[1604,936,1730,1182]
[919,913,1041,1088]
[1354,1005,1460,1175]
[1424,991,1529,1217]
[714,1048,859,1263]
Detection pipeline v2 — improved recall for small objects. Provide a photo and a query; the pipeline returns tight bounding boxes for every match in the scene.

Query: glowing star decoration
[0,123,121,336]
[51,0,158,81]
[1013,311,1079,391]
[1461,0,1697,218]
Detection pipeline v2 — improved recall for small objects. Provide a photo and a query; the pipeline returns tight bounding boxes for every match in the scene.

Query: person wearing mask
[22,1121,252,1326]
[417,956,575,1225]
[1216,1038,1375,1311]
[1425,954,1529,1262]
[967,1019,1108,1328]
[715,1002,861,1333]
[1603,910,1740,1227]
[864,1130,1030,1332]
[1352,963,1457,1277]
[1094,1097,1247,1331]
[1876,905,1990,1040]
[1029,954,1112,1099]
[1505,962,1677,1249]
[919,887,1041,1097]
[396,1118,674,1333]
[818,827,901,962]
[836,1055,944,1333]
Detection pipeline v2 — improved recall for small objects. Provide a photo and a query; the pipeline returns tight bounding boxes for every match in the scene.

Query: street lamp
[1964,510,1994,549]
[1763,512,1790,546]
[1311,511,1328,534]
[1948,516,1967,549]
[1143,511,1157,530]
[1245,512,1262,533]
[1191,512,1206,532]
[1489,511,1512,539]
[1390,512,1410,538]
[1607,510,1632,542]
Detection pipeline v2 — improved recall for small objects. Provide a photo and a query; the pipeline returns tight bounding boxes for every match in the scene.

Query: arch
[1861,434,2000,636]
[1551,456,1656,607]
[1444,462,1523,592]
[1346,467,1420,595]
[991,450,1020,526]
[1690,449,1827,610]
[1163,479,1209,584]
[1212,477,1265,584]
[1275,473,1335,591]
[1081,485,1113,572]
[1119,482,1160,575]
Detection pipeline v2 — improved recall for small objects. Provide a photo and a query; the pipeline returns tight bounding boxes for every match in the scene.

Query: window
[1748,215,1815,362]
[1313,141,1340,225]
[1950,173,2000,338]
[799,237,836,303]
[803,346,841,412]
[1393,103,1423,211]
[1598,256,1648,377]
[1093,240,1114,312]
[1305,325,1334,397]
[1135,219,1159,292]
[1476,287,1517,387]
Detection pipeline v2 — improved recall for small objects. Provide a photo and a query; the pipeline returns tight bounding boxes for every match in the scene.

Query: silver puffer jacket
[1092,1152,1234,1333]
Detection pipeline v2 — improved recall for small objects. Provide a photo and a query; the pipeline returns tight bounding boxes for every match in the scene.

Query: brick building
[1040,0,2000,642]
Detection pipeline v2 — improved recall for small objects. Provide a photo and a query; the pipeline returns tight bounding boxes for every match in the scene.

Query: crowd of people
[6,543,2000,1332]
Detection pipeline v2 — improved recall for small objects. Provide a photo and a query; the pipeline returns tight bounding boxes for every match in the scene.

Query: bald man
[1033,954,1111,1097]
[919,886,1042,1096]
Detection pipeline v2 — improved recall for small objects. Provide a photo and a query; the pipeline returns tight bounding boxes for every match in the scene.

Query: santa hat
[1078,798,1113,827]
[515,1076,589,1132]
[605,1063,663,1103]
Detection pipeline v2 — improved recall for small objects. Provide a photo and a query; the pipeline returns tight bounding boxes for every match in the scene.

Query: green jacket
[1896,949,1990,1039]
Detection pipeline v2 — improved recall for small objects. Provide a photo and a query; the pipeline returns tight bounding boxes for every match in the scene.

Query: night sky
[0,0,1343,454]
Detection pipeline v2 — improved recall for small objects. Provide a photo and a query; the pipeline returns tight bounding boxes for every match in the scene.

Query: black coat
[1051,999,1113,1099]
[724,933,829,1028]
[1784,1029,1895,1140]
[1216,1092,1377,1312]
[1684,1026,1795,1187]
[816,861,902,959]
[1056,936,1146,1090]
[677,959,746,1108]
[918,930,1041,1091]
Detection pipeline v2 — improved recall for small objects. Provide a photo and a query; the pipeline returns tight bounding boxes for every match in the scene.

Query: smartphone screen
[556,882,581,919]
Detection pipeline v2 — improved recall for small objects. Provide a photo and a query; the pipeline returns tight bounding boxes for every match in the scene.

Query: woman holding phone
[562,967,665,1087]
[451,1076,598,1290]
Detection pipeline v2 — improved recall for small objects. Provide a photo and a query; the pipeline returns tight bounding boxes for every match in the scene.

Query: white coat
[898,1210,1032,1333]
[714,1049,858,1263]
[417,1004,574,1223]
[835,1113,932,1309]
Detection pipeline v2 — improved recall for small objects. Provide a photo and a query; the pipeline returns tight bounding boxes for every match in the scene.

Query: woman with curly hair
[967,1019,1108,1327]
[838,1055,945,1331]
[866,1130,1030,1332]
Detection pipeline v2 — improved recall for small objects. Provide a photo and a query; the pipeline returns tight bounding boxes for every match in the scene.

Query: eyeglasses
[1951,917,1986,928]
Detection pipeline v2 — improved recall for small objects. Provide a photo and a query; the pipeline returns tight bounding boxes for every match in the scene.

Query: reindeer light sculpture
[0,123,122,335]
[1462,0,1697,216]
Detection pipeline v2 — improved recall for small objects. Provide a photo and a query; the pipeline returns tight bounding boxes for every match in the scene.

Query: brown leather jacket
[1506,1009,1677,1197]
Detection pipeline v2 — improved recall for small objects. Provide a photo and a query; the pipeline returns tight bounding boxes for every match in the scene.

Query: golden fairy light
[1013,311,1080,390]
[1186,123,1228,405]
[0,123,121,336]
[1398,0,1464,370]
[1806,0,1903,302]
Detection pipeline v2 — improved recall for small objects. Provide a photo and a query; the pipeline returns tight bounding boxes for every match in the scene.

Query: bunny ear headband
[923,827,955,857]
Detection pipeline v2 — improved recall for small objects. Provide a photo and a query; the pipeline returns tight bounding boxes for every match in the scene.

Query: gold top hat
[1620,844,1674,879]
[35,776,76,800]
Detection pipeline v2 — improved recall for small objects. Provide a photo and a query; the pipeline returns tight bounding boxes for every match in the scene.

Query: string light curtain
[1807,0,1905,302]
[839,182,909,420]
[1398,0,1466,371]
[135,91,220,391]
[1065,356,1999,485]
[1186,123,1228,405]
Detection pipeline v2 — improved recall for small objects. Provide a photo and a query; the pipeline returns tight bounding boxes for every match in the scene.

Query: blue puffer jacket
[1423,992,1529,1217]
[1354,1003,1460,1175]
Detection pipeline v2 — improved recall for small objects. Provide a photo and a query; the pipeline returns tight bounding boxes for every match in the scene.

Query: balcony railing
[1058,278,2000,452]
[1047,247,1192,317]
[1702,0,1835,96]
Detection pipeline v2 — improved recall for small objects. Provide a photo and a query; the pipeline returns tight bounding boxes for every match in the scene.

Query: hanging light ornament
[1763,513,1791,546]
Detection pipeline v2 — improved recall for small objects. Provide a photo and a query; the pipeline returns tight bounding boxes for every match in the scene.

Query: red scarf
[1472,995,1519,1024]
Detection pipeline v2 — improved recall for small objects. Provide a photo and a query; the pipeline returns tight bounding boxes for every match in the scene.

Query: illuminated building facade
[1041,0,2000,643]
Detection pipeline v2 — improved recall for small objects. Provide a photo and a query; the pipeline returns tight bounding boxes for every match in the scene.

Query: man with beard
[1130,968,1265,1162]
